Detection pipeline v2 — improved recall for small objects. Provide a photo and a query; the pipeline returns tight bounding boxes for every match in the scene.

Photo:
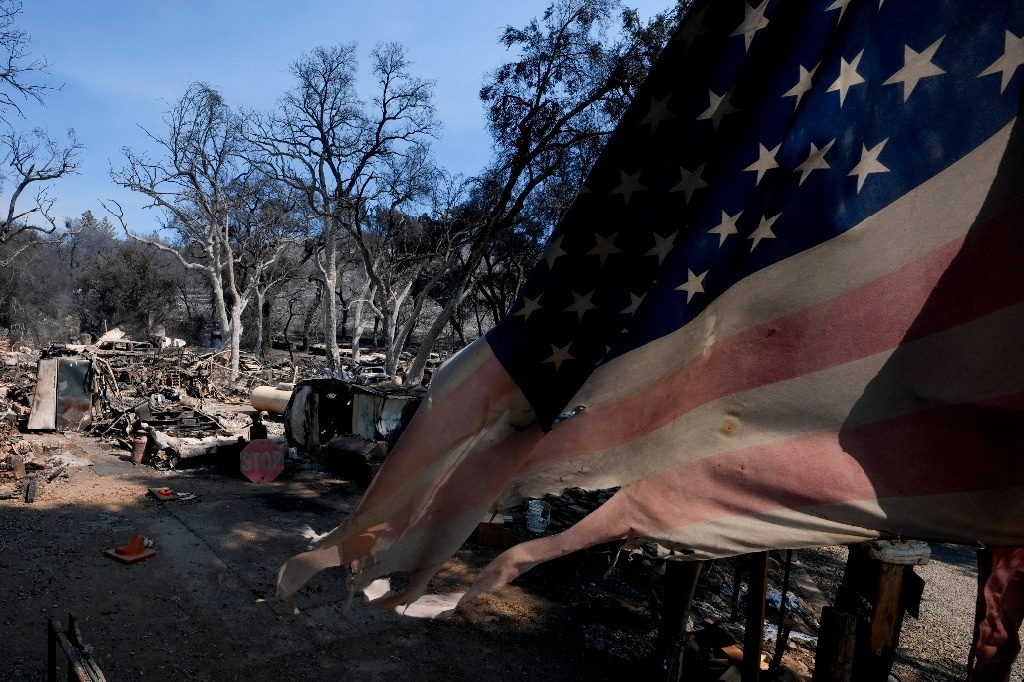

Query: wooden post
[825,540,930,681]
[770,549,795,669]
[47,614,108,682]
[743,551,769,682]
[664,560,704,682]
[860,540,930,680]
[48,617,57,682]
[870,562,907,655]
[731,560,744,622]
[812,606,856,682]
[662,560,703,641]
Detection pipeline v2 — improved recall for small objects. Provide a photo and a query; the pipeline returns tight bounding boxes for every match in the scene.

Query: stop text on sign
[240,440,284,483]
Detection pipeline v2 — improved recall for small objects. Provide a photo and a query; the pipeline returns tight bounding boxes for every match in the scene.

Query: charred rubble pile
[2,330,434,476]
[0,435,93,503]
[483,488,821,680]
[37,343,291,470]
[0,337,283,469]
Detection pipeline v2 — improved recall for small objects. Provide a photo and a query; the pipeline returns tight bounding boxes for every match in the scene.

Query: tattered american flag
[279,0,1024,615]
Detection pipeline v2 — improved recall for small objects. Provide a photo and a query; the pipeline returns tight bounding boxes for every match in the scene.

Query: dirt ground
[0,410,999,682]
[0,420,679,682]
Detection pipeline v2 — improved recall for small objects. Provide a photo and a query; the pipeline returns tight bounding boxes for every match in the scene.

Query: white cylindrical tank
[250,383,295,415]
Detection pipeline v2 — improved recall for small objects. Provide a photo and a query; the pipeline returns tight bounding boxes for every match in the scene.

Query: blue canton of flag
[487,0,1024,428]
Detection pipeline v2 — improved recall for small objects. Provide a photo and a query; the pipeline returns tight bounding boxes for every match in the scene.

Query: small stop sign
[240,439,284,483]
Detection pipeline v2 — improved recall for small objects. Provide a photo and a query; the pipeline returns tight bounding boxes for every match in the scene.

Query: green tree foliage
[75,242,179,337]
[0,233,71,342]
[61,210,118,280]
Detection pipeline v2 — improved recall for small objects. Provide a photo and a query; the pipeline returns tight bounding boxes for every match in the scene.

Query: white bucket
[526,499,552,533]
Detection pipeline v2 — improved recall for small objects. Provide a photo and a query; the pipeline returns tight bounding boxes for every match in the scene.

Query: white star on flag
[748,213,780,251]
[544,234,566,269]
[670,164,708,203]
[730,0,770,51]
[744,143,781,184]
[544,343,574,370]
[884,38,946,102]
[563,290,598,320]
[673,2,709,52]
[515,295,542,321]
[620,292,645,316]
[795,140,835,185]
[979,30,1024,94]
[849,139,890,192]
[697,89,739,129]
[611,169,646,203]
[783,62,819,108]
[826,0,854,21]
[646,232,676,264]
[828,50,866,106]
[587,232,622,265]
[676,269,708,303]
[640,94,674,132]
[708,210,741,247]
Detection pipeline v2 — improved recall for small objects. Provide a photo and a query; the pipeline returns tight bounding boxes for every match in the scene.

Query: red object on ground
[240,439,284,483]
[149,487,178,501]
[104,534,157,564]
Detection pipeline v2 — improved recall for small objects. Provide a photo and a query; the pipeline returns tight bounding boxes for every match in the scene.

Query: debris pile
[512,487,620,533]
[0,439,80,503]
[0,341,40,423]
[2,330,436,476]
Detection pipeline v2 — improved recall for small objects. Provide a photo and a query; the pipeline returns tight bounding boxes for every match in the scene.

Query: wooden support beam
[742,551,769,682]
[812,606,856,682]
[770,549,795,669]
[827,541,930,681]
[870,561,908,655]
[664,560,704,682]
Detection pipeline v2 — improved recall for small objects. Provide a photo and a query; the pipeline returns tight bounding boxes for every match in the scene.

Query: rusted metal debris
[48,613,108,682]
[283,378,424,455]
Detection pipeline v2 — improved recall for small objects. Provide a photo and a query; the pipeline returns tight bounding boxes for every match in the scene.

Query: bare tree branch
[0,126,80,244]
[0,0,58,126]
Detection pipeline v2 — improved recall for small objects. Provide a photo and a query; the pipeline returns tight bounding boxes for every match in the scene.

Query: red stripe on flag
[567,392,1024,543]
[459,392,1024,603]
[524,205,1024,467]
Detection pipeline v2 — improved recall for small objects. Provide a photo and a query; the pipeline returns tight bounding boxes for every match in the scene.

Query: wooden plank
[27,358,57,431]
[665,560,704,682]
[742,551,769,682]
[869,562,907,654]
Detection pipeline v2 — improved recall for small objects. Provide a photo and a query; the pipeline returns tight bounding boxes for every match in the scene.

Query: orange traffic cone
[117,534,146,556]
[105,534,157,564]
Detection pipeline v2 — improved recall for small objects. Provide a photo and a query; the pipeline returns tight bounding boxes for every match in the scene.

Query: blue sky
[15,1,672,233]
